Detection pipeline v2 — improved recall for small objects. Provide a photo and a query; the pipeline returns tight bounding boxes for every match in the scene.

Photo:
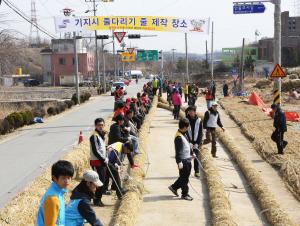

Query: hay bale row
[217,130,295,226]
[0,114,114,226]
[157,101,236,226]
[219,98,300,201]
[112,96,158,226]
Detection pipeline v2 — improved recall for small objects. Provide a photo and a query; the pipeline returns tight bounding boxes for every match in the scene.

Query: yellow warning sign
[121,52,136,62]
[270,64,286,78]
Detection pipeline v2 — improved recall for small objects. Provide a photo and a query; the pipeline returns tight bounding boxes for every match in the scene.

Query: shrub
[1,118,10,135]
[72,94,78,105]
[55,107,60,114]
[85,92,91,100]
[64,100,74,109]
[10,112,24,129]
[80,94,86,103]
[47,107,56,115]
[32,108,46,118]
[58,102,67,112]
[0,119,3,135]
[21,110,34,125]
[5,114,15,130]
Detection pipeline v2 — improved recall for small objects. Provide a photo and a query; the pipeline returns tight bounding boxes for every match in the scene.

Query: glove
[131,164,139,169]
[194,144,199,149]
[104,158,109,165]
[128,137,132,142]
[178,162,183,170]
[115,163,121,172]
[192,153,197,159]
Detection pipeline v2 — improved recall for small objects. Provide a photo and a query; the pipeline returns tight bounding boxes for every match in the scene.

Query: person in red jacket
[172,89,182,120]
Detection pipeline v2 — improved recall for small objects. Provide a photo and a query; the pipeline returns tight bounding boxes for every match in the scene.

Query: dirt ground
[136,108,210,226]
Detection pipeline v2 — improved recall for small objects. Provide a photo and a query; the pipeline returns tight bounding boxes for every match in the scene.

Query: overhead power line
[2,0,56,39]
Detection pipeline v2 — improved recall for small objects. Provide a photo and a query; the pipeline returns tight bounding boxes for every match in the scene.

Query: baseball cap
[211,101,218,106]
[83,170,103,187]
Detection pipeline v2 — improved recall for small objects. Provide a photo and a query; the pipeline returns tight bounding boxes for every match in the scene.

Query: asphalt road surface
[0,80,144,208]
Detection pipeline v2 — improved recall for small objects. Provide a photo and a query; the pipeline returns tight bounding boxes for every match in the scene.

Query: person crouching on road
[65,170,104,226]
[271,104,288,154]
[104,141,134,200]
[89,118,108,207]
[203,102,225,158]
[186,106,203,178]
[169,118,194,201]
[36,160,74,226]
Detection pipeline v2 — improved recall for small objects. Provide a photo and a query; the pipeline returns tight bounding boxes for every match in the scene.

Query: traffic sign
[270,64,286,78]
[137,50,158,62]
[233,3,266,14]
[121,52,136,62]
[114,32,126,43]
[127,48,135,54]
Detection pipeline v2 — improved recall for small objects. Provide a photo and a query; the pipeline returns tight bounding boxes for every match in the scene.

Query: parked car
[24,79,40,87]
[111,81,126,96]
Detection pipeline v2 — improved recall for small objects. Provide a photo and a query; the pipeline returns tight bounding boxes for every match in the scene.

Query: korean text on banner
[55,16,210,34]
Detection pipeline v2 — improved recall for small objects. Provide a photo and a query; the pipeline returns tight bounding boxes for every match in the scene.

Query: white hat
[83,170,103,187]
[211,101,218,106]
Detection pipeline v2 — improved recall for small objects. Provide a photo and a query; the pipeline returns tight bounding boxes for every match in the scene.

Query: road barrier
[112,96,158,226]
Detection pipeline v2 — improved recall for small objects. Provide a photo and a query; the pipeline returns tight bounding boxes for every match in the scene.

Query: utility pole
[211,21,214,81]
[112,31,117,80]
[273,0,282,105]
[185,33,189,82]
[73,32,80,104]
[161,50,164,77]
[171,48,176,78]
[240,38,245,93]
[121,42,126,77]
[101,39,106,93]
[205,40,209,69]
[93,0,100,85]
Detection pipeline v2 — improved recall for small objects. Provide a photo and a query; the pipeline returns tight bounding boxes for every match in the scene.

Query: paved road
[0,81,143,208]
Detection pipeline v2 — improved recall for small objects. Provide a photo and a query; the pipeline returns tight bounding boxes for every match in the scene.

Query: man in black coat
[108,114,130,145]
[271,104,288,154]
[223,81,229,97]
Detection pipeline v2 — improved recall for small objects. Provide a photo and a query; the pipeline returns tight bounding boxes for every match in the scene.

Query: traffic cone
[78,131,84,144]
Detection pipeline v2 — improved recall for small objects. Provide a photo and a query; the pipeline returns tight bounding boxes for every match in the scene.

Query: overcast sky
[0,0,297,54]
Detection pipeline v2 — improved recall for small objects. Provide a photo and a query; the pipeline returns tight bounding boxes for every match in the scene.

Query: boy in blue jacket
[36,160,74,226]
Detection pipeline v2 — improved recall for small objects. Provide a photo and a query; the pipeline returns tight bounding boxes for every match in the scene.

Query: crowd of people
[36,82,154,226]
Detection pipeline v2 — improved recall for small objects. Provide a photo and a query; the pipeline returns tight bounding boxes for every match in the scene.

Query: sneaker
[168,186,179,197]
[93,200,105,207]
[194,172,200,178]
[182,194,193,201]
